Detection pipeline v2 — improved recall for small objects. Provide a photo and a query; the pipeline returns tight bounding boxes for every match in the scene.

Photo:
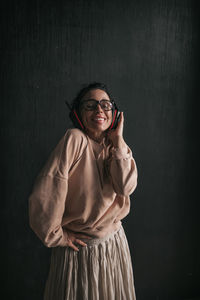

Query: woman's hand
[107,112,127,148]
[66,230,92,252]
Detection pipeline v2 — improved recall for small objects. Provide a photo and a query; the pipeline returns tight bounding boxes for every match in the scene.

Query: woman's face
[80,89,113,137]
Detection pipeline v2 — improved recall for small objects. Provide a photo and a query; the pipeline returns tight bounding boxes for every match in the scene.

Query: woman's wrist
[111,136,127,149]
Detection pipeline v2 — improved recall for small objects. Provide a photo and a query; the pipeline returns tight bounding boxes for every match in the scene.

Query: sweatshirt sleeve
[109,145,138,196]
[28,129,87,247]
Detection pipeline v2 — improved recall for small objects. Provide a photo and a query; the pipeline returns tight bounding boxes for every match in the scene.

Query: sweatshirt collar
[86,134,111,159]
[87,135,110,147]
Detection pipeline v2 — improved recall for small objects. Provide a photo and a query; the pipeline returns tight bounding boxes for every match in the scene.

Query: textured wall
[1,0,199,299]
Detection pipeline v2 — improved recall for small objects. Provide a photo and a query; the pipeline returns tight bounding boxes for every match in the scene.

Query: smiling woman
[28,82,138,300]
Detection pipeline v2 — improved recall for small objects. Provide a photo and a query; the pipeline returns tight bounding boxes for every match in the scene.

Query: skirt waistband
[80,225,123,247]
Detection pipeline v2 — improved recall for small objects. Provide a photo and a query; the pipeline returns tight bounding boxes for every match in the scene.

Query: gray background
[1,0,199,299]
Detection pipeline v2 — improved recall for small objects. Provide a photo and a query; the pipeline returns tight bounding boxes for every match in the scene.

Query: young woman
[29,82,138,299]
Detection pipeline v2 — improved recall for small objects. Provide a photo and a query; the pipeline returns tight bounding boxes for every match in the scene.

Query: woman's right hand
[65,230,93,252]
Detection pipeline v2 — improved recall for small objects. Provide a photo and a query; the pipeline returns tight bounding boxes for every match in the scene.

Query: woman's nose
[95,103,103,112]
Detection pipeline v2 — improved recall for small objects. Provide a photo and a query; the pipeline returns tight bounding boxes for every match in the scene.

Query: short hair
[71,82,114,110]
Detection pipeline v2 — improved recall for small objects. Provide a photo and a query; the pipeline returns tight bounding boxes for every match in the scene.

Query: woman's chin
[90,124,109,132]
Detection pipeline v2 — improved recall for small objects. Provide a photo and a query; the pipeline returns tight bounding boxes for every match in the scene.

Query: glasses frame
[80,99,114,111]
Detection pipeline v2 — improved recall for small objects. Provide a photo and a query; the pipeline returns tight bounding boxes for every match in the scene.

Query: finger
[120,112,124,122]
[69,241,79,252]
[116,112,123,132]
[75,239,87,246]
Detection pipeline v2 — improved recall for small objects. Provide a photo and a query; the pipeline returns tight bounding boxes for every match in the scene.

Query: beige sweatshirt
[28,128,138,247]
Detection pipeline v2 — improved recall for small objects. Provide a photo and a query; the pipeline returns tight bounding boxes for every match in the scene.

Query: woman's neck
[85,129,106,144]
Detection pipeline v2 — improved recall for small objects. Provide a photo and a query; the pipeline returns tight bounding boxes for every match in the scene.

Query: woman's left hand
[107,112,127,148]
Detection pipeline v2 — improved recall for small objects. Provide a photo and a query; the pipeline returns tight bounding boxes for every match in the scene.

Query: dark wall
[1,0,199,299]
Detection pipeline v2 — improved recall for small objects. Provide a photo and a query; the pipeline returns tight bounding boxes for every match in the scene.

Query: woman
[29,82,138,300]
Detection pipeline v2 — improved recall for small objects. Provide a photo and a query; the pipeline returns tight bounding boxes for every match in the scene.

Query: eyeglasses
[80,99,113,111]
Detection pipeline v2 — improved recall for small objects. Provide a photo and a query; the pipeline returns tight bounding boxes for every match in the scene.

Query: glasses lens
[100,100,113,111]
[82,100,113,111]
[82,100,97,110]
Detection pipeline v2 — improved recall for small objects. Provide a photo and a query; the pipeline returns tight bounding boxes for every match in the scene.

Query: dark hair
[71,82,114,110]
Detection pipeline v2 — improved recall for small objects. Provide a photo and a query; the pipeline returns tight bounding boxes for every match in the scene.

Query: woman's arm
[109,145,138,196]
[29,174,68,247]
[28,129,87,247]
[107,112,138,196]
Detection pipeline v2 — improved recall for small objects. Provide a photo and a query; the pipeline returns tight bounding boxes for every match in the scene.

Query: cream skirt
[44,225,136,300]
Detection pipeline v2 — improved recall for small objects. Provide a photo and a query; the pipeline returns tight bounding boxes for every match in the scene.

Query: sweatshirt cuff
[51,228,69,247]
[111,146,132,160]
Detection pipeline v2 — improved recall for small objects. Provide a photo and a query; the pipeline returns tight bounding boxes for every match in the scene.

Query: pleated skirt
[43,225,136,300]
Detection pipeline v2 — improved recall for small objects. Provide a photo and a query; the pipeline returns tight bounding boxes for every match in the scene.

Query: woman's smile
[92,115,106,124]
[87,112,109,128]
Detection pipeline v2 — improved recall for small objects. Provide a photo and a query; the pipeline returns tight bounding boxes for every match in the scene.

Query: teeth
[94,118,104,120]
